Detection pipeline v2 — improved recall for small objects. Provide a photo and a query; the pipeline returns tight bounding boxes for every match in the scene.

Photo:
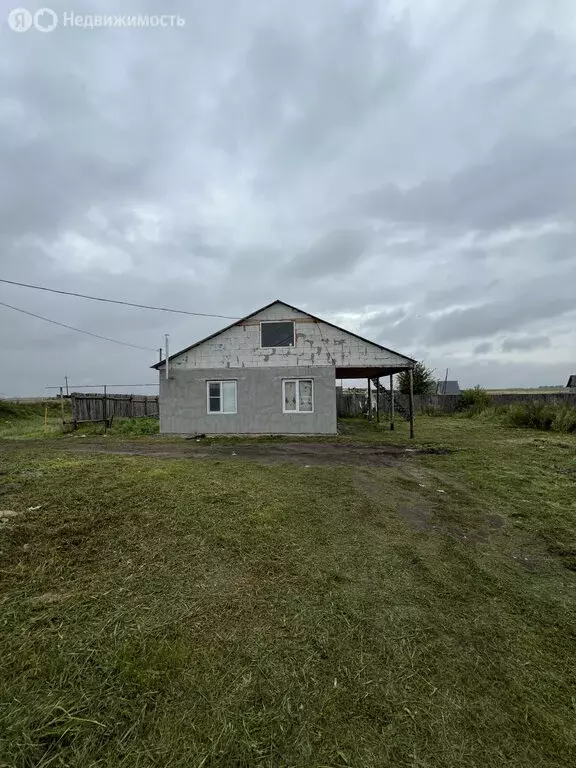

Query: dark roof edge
[151,299,416,369]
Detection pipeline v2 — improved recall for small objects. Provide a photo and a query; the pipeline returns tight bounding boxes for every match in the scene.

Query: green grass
[0,400,67,439]
[1,418,576,766]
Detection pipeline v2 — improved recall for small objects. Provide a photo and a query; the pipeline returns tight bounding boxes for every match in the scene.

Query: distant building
[436,380,461,395]
[567,375,576,389]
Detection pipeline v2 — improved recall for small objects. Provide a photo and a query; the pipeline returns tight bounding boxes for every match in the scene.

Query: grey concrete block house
[152,300,415,435]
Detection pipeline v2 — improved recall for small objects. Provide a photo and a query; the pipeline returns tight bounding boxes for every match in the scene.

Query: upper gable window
[260,321,294,347]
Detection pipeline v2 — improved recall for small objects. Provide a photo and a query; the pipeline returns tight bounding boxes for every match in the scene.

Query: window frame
[282,378,314,414]
[206,380,237,415]
[260,320,295,348]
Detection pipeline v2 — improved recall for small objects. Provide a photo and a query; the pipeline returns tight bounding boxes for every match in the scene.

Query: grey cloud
[353,130,576,232]
[287,229,372,278]
[501,336,551,353]
[474,342,493,354]
[427,296,574,345]
[1,0,576,394]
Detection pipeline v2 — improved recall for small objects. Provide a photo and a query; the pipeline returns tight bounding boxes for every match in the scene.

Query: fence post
[390,374,395,431]
[367,378,372,419]
[103,386,107,433]
[408,369,415,439]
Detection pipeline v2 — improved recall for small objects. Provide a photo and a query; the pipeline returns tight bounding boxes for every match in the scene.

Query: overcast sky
[1,0,575,396]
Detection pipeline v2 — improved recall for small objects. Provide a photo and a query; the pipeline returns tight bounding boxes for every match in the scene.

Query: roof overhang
[335,365,413,379]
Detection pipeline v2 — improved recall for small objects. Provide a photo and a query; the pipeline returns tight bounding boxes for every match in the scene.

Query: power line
[0,278,240,320]
[45,384,158,389]
[0,300,157,352]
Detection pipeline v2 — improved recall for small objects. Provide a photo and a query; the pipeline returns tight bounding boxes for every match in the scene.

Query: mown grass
[1,418,576,766]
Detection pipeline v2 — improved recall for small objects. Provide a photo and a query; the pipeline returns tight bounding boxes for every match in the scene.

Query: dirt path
[0,438,441,467]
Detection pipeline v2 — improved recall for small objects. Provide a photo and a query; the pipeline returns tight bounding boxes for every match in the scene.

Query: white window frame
[282,378,314,414]
[206,380,237,414]
[260,320,295,348]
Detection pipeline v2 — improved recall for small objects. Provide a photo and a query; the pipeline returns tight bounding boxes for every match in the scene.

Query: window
[207,381,237,414]
[261,321,294,347]
[283,379,313,413]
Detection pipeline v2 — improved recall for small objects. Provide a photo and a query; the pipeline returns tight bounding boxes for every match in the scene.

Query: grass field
[1,417,576,767]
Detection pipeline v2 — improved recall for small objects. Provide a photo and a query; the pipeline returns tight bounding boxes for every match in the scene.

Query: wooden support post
[408,368,415,439]
[390,374,395,431]
[60,387,65,427]
[375,378,380,423]
[103,385,108,434]
[367,377,372,420]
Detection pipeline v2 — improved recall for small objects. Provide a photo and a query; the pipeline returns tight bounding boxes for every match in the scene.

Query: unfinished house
[152,300,415,435]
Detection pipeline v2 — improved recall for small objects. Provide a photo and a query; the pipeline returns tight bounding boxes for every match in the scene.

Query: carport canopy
[335,363,415,438]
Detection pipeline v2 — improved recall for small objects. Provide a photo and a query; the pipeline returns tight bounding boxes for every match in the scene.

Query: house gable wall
[169,303,407,370]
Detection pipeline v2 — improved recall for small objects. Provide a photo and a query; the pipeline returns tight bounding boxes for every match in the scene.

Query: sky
[1,0,575,396]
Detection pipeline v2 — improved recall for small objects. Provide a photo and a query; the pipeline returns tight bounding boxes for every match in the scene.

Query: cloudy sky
[1,0,575,396]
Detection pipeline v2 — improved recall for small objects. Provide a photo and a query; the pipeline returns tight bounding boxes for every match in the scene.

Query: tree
[397,362,436,396]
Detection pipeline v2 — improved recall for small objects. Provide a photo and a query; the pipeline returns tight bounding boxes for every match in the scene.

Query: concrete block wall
[159,365,337,434]
[168,303,407,371]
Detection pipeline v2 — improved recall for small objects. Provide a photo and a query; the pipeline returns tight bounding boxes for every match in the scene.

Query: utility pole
[165,334,170,380]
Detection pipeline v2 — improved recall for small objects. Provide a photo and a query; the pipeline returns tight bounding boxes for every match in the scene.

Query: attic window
[261,321,294,347]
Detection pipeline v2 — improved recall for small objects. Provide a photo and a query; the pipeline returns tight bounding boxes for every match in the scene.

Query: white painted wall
[166,302,410,371]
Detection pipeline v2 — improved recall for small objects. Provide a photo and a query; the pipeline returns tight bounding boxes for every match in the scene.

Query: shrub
[458,386,492,412]
[110,417,160,435]
[503,403,576,433]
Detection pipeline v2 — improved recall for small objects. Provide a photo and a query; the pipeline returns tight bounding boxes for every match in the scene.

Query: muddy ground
[0,438,448,467]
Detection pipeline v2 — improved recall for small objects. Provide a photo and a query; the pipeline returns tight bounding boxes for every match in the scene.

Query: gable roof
[436,380,461,395]
[152,299,416,369]
[567,375,576,388]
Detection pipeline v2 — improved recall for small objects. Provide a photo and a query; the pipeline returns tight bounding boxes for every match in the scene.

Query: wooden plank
[408,369,415,439]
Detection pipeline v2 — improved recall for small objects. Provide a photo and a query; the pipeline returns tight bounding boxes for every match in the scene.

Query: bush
[109,417,160,435]
[504,403,576,433]
[458,386,492,412]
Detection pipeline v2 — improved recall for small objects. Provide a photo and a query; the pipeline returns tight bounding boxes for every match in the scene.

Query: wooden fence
[70,393,159,425]
[414,392,576,414]
[336,391,410,418]
[337,391,576,418]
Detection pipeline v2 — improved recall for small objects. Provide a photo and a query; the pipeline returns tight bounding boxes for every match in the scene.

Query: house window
[283,379,313,413]
[207,381,237,414]
[261,321,294,347]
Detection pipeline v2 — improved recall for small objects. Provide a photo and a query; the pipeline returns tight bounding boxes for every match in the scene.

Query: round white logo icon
[7,7,33,31]
[7,6,58,32]
[34,8,58,32]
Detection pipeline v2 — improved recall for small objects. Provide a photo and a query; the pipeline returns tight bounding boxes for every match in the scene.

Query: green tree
[397,362,436,396]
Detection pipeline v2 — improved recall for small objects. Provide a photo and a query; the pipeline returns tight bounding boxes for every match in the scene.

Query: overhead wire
[0,300,157,352]
[0,278,240,320]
